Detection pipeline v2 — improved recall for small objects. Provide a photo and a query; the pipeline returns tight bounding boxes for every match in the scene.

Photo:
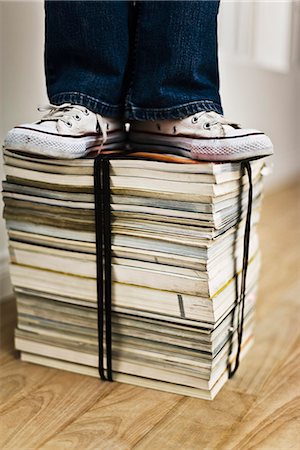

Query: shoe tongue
[197,111,216,121]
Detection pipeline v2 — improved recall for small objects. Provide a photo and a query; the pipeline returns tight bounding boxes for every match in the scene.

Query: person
[4,1,273,161]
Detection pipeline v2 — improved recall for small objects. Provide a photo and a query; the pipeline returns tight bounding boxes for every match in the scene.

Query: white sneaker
[129,111,273,161]
[4,103,126,159]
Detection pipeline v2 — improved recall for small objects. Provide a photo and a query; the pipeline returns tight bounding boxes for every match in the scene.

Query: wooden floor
[1,182,299,450]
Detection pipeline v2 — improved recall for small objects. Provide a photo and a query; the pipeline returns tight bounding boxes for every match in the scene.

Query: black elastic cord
[102,158,113,381]
[93,154,106,380]
[228,161,253,378]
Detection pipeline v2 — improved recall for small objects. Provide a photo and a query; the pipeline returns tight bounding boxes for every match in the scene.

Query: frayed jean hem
[124,100,223,120]
[49,93,223,121]
[50,92,124,118]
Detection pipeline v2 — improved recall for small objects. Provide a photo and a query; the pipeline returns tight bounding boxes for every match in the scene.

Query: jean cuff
[50,92,124,118]
[124,100,223,120]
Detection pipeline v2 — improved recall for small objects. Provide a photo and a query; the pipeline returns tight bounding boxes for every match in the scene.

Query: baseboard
[0,251,13,302]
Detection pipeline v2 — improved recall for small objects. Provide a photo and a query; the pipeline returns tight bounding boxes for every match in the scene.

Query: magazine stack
[2,147,265,399]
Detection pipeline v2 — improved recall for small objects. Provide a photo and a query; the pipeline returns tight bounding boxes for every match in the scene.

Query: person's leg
[127,1,273,161]
[125,0,222,121]
[45,0,131,118]
[5,1,131,158]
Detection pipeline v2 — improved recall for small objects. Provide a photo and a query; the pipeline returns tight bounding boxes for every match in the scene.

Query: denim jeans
[45,0,223,120]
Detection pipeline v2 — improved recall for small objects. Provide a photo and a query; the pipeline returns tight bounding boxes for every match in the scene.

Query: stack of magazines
[2,148,265,399]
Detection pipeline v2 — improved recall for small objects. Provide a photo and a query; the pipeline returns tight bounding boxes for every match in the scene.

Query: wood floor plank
[41,383,182,450]
[225,180,300,396]
[256,184,300,321]
[226,280,300,396]
[132,390,256,450]
[0,359,56,412]
[0,372,115,449]
[0,298,17,365]
[216,336,300,450]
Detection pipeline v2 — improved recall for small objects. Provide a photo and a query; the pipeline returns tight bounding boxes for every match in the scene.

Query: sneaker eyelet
[74,114,81,121]
[83,109,90,116]
[66,121,73,128]
[191,116,199,124]
[203,122,211,130]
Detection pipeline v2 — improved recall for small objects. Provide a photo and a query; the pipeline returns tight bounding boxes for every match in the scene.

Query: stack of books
[2,147,265,399]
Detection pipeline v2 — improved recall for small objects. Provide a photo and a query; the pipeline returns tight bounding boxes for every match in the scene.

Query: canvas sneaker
[4,103,127,159]
[129,111,273,161]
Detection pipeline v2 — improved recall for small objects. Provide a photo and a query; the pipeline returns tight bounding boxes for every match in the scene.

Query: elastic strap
[228,161,253,378]
[94,154,113,381]
[94,154,106,380]
[102,158,113,381]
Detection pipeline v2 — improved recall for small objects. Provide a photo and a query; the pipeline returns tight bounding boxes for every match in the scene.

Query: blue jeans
[45,0,223,120]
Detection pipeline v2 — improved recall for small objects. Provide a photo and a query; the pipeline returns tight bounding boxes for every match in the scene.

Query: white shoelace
[37,103,108,147]
[192,111,241,132]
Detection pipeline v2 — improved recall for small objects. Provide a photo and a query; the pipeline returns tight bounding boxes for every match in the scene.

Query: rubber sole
[4,128,127,159]
[129,131,274,162]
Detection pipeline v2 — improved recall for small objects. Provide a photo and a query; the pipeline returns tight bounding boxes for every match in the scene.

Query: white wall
[218,0,300,190]
[220,61,300,190]
[2,2,47,130]
[0,2,12,299]
[1,1,47,299]
[0,1,299,300]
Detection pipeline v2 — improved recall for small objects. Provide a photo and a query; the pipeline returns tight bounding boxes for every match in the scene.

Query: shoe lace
[37,103,107,146]
[192,111,240,131]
